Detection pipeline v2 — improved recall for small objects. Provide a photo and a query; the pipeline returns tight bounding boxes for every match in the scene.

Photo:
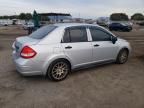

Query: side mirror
[112,36,117,44]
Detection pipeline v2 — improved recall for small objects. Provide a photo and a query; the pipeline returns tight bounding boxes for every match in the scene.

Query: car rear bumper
[12,51,43,76]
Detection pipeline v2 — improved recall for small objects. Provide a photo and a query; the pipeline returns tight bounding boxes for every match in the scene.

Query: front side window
[63,27,88,43]
[90,27,111,41]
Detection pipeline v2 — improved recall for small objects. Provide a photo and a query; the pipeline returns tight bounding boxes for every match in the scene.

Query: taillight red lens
[20,46,37,59]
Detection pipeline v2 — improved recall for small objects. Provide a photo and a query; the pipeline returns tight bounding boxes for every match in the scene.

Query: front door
[89,27,118,62]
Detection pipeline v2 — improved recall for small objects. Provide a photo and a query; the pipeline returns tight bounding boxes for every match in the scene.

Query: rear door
[61,26,93,68]
[89,26,118,62]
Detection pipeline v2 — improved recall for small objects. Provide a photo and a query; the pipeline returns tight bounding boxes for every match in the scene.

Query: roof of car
[53,23,99,28]
[52,23,115,36]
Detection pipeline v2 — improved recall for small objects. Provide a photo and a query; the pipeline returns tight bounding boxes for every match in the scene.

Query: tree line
[110,13,144,21]
[0,12,144,21]
[0,13,32,20]
[0,13,50,21]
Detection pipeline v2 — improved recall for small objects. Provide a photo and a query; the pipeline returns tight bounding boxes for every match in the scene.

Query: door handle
[94,44,100,47]
[65,46,72,49]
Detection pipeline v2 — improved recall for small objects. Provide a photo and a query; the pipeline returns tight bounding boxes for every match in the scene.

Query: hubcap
[52,62,68,80]
[120,51,128,63]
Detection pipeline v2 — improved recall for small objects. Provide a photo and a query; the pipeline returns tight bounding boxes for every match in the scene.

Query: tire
[116,49,129,64]
[47,59,70,81]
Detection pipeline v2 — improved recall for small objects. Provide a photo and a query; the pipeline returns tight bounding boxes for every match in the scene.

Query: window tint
[90,27,111,41]
[63,27,88,43]
[29,25,57,39]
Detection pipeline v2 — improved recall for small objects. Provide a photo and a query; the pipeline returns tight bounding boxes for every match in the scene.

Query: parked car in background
[12,23,131,81]
[1,22,9,26]
[97,17,110,27]
[23,22,34,30]
[138,22,144,26]
[97,21,109,27]
[109,22,132,32]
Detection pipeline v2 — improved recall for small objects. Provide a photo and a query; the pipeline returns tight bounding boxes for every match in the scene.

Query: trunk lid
[14,36,39,53]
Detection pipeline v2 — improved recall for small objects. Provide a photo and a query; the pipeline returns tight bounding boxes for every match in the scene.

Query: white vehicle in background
[1,22,9,26]
[0,19,12,26]
[97,17,110,27]
[23,22,34,30]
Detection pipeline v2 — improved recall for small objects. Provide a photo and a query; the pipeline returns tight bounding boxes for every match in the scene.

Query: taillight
[20,46,37,59]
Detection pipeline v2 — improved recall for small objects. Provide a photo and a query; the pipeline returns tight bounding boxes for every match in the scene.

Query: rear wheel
[47,60,70,81]
[116,49,129,64]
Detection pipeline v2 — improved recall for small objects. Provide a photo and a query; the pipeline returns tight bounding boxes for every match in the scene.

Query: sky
[0,0,143,18]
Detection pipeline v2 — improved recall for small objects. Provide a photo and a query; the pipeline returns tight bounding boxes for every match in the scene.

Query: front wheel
[116,49,129,64]
[47,60,70,81]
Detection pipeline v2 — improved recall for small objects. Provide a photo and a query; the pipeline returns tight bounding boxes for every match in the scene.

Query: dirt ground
[0,25,144,108]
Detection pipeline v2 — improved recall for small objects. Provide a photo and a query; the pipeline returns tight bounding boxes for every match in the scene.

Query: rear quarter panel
[32,43,68,75]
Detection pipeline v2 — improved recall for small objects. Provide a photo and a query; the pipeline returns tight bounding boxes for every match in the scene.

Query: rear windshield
[29,25,57,39]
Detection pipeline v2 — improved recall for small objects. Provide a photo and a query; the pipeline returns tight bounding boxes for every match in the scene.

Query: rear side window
[63,27,88,43]
[63,29,71,43]
[90,27,111,41]
[29,25,57,39]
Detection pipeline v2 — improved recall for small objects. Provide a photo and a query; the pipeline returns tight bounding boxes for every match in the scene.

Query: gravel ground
[0,25,144,108]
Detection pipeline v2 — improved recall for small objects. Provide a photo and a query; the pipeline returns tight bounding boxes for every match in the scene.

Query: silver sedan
[12,23,131,81]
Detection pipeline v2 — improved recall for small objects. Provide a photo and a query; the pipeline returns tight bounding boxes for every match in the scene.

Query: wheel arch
[119,47,130,55]
[44,57,72,76]
[116,47,130,60]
